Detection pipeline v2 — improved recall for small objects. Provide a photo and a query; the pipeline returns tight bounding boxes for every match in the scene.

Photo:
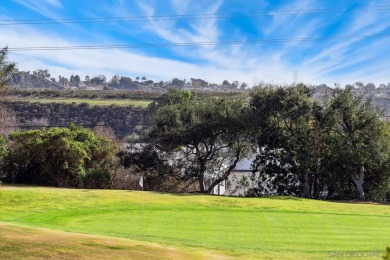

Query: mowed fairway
[0,186,389,259]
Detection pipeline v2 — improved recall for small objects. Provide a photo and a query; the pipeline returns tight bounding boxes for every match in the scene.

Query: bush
[3,125,117,188]
[84,168,112,189]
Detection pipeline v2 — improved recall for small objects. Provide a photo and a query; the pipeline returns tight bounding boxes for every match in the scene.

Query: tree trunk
[197,158,207,193]
[11,170,16,184]
[352,165,365,200]
[303,170,311,198]
[198,176,205,193]
[205,149,241,194]
[312,158,321,199]
[312,173,317,199]
[206,177,223,195]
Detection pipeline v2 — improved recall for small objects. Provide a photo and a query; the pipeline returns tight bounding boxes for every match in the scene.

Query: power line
[2,5,390,25]
[7,33,390,52]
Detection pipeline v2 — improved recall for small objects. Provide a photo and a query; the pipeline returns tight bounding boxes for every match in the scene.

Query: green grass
[9,98,151,107]
[0,223,211,259]
[0,186,389,259]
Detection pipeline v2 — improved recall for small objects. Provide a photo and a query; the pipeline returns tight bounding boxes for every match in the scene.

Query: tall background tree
[248,85,390,201]
[0,47,16,89]
[150,89,252,193]
[250,84,324,198]
[323,89,390,200]
[0,47,18,139]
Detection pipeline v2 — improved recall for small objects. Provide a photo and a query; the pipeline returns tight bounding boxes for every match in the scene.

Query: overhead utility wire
[7,33,390,52]
[2,5,390,25]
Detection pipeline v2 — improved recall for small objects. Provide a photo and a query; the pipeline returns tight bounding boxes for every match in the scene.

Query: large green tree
[325,89,390,200]
[250,84,329,198]
[249,85,390,201]
[150,89,252,193]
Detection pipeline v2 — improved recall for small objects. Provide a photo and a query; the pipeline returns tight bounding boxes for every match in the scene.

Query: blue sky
[1,0,390,86]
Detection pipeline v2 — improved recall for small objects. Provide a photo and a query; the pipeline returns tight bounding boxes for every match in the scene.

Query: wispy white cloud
[171,0,191,14]
[4,0,390,86]
[14,0,62,18]
[135,0,324,83]
[137,0,266,73]
[0,24,256,83]
[262,0,313,36]
[44,0,62,8]
[297,0,390,85]
[8,39,294,86]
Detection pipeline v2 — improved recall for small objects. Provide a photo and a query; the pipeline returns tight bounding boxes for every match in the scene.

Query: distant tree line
[4,88,244,100]
[10,67,390,94]
[10,68,249,91]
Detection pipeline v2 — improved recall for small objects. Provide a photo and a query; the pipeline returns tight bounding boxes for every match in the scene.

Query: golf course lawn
[0,223,216,259]
[0,186,389,259]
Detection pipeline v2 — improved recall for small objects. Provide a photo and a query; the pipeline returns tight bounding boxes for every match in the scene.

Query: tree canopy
[248,85,390,201]
[150,89,252,193]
